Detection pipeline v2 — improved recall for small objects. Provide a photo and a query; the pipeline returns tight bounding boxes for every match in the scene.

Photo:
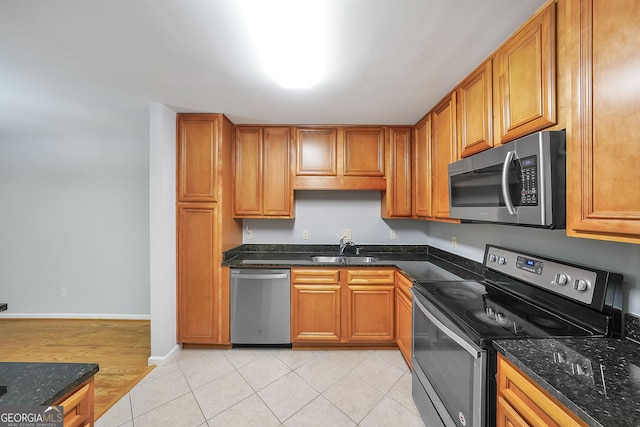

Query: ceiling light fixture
[240,0,327,89]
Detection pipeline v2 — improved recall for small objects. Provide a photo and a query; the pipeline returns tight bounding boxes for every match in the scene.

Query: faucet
[339,236,355,254]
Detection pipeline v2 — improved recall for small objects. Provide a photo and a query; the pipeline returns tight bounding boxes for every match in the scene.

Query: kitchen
[2,0,640,426]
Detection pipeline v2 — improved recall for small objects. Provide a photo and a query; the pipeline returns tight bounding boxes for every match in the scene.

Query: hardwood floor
[0,319,154,420]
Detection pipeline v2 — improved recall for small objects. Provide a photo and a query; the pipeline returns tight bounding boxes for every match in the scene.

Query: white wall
[244,197,640,315]
[148,104,178,363]
[244,190,430,244]
[0,131,150,317]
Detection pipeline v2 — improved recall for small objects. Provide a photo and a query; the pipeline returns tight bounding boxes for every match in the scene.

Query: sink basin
[310,255,378,264]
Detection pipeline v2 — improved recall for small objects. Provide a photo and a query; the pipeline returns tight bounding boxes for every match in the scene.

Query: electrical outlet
[246,227,253,239]
[340,229,352,240]
[302,230,309,240]
[61,288,67,297]
[390,229,397,240]
[451,236,457,247]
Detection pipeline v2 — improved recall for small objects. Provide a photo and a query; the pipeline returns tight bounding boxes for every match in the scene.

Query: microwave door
[449,148,522,224]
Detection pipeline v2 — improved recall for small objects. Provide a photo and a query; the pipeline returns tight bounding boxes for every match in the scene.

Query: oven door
[412,289,486,427]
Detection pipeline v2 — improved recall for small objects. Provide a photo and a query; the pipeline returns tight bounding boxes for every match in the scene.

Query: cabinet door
[496,3,556,143]
[177,203,218,344]
[234,127,262,216]
[291,269,341,342]
[382,127,412,218]
[296,128,337,176]
[345,270,395,342]
[432,93,458,221]
[343,127,385,176]
[567,0,640,244]
[496,396,529,427]
[458,60,494,157]
[263,127,293,217]
[413,115,432,218]
[177,115,219,202]
[395,273,412,368]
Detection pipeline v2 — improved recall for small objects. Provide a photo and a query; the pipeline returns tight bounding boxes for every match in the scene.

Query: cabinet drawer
[291,269,340,284]
[346,269,395,285]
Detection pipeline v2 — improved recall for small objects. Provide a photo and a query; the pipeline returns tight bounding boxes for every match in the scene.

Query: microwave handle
[501,150,517,215]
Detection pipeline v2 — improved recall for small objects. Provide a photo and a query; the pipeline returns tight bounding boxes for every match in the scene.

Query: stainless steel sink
[310,255,378,264]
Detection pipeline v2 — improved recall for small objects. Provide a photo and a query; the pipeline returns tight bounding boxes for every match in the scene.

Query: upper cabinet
[295,127,337,176]
[177,116,219,202]
[431,92,459,221]
[294,126,386,190]
[412,114,432,218]
[567,0,640,244]
[234,126,293,218]
[382,127,412,218]
[457,59,494,157]
[343,127,385,177]
[496,2,556,144]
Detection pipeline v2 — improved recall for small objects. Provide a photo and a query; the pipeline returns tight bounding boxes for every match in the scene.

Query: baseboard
[0,313,151,320]
[148,344,181,366]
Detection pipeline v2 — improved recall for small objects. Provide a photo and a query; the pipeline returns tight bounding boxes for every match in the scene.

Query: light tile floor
[95,348,426,427]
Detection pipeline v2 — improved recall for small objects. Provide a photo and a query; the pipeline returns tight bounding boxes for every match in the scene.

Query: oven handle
[414,296,482,359]
[501,150,517,215]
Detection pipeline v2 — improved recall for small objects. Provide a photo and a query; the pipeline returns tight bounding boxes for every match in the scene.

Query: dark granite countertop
[494,338,640,427]
[0,362,99,406]
[222,244,484,282]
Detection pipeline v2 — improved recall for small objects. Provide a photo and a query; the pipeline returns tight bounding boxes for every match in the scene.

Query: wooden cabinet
[567,0,640,244]
[497,353,587,427]
[233,126,293,218]
[176,114,242,345]
[382,127,412,218]
[413,114,432,218]
[177,203,218,343]
[457,60,494,157]
[57,377,95,427]
[177,116,219,202]
[431,92,459,222]
[343,127,385,177]
[293,126,386,190]
[496,2,556,144]
[291,268,395,346]
[291,269,341,342]
[344,270,395,342]
[395,272,413,368]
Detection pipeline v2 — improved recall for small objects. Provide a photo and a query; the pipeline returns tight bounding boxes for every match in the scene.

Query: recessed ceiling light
[240,0,327,89]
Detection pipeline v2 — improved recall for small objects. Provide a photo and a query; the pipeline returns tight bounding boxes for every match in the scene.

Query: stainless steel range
[411,244,623,427]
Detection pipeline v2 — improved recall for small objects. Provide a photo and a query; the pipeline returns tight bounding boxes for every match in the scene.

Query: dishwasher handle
[231,272,289,280]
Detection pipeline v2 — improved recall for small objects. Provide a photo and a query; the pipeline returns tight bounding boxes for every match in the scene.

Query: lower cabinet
[290,269,341,342]
[497,353,587,427]
[291,268,395,345]
[395,272,413,368]
[56,377,95,427]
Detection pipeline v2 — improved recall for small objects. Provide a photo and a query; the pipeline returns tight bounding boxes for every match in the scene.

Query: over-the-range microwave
[448,130,566,228]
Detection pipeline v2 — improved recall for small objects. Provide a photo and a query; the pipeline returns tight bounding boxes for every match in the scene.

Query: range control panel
[485,245,597,305]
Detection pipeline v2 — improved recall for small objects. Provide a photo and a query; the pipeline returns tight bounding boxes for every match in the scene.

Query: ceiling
[0,0,546,134]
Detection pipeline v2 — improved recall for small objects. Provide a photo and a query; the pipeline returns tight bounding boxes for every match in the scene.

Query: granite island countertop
[0,362,99,406]
[494,337,640,427]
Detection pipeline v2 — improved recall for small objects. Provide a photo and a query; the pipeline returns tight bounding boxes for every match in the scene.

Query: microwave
[448,130,566,228]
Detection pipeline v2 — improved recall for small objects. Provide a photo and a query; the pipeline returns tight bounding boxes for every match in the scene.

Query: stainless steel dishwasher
[230,268,291,346]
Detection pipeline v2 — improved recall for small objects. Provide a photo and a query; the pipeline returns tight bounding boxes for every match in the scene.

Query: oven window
[414,303,477,426]
[450,160,521,208]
